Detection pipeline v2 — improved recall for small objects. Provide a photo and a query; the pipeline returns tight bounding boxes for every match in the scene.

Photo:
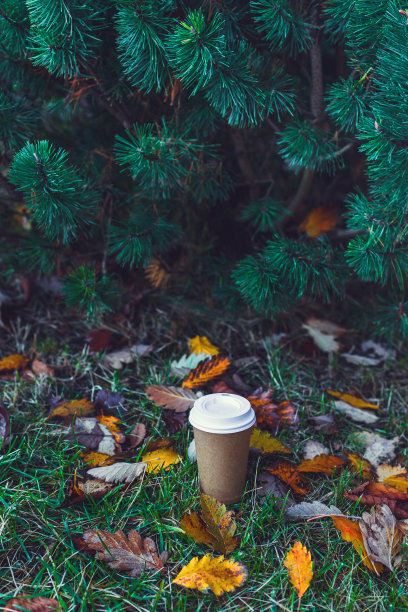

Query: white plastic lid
[189,393,255,434]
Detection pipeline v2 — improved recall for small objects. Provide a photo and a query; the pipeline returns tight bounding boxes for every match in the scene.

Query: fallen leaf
[354,432,400,467]
[303,440,329,460]
[200,494,238,555]
[284,541,313,599]
[360,340,396,362]
[0,354,29,372]
[171,352,209,377]
[173,554,247,596]
[359,504,402,571]
[94,389,127,416]
[80,450,115,468]
[61,472,114,506]
[299,206,336,238]
[286,501,343,520]
[217,372,253,394]
[162,409,187,433]
[377,464,408,493]
[347,453,374,480]
[128,422,147,449]
[182,356,231,389]
[1,596,60,611]
[0,399,10,451]
[80,529,166,576]
[143,437,173,452]
[86,328,113,353]
[88,462,146,483]
[211,380,239,395]
[180,512,217,546]
[103,344,153,369]
[297,454,346,474]
[247,389,299,430]
[48,398,94,420]
[189,336,219,356]
[187,439,197,462]
[249,428,291,455]
[344,481,408,519]
[302,318,346,353]
[331,515,383,573]
[326,390,379,410]
[30,358,55,378]
[333,400,379,424]
[257,472,296,509]
[141,447,181,473]
[266,461,309,495]
[309,413,338,435]
[97,415,125,444]
[145,257,171,289]
[146,385,196,412]
[66,417,116,455]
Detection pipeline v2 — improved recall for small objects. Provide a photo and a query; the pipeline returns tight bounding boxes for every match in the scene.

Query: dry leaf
[2,596,60,611]
[103,344,153,369]
[333,400,379,424]
[48,398,94,420]
[0,399,10,451]
[80,450,115,468]
[94,389,127,416]
[189,336,219,356]
[200,494,238,555]
[341,353,381,366]
[299,206,336,238]
[250,428,291,455]
[97,415,125,444]
[146,385,196,412]
[297,454,346,475]
[173,554,247,596]
[180,512,217,546]
[141,447,181,473]
[377,464,408,492]
[284,541,313,599]
[359,504,402,571]
[66,417,116,455]
[257,472,296,509]
[344,481,408,519]
[247,389,299,430]
[171,352,209,377]
[182,356,231,389]
[286,500,343,520]
[309,413,338,435]
[303,440,329,460]
[266,461,309,495]
[187,439,197,462]
[326,390,379,410]
[347,454,374,480]
[30,358,55,378]
[145,257,171,289]
[162,409,187,433]
[302,318,346,353]
[128,422,147,449]
[354,432,399,467]
[88,462,146,483]
[331,515,383,573]
[80,529,166,576]
[0,354,29,372]
[61,472,114,506]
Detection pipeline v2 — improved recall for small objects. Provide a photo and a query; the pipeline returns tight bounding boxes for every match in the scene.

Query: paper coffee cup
[189,393,255,504]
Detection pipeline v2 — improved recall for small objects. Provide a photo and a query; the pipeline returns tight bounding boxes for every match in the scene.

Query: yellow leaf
[377,465,408,492]
[200,494,238,555]
[283,541,313,599]
[250,428,291,455]
[299,206,336,238]
[141,447,181,473]
[182,356,231,389]
[326,390,379,410]
[331,515,383,573]
[48,398,94,419]
[80,451,115,468]
[180,512,217,546]
[173,554,248,596]
[347,453,374,480]
[188,336,219,356]
[0,354,29,372]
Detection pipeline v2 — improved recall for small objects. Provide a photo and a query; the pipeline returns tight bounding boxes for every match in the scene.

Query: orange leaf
[347,453,374,480]
[48,398,94,420]
[0,354,29,372]
[266,461,309,495]
[283,541,313,599]
[297,454,346,474]
[182,356,231,389]
[173,554,248,596]
[247,389,299,429]
[141,447,181,473]
[97,415,125,443]
[326,390,379,410]
[331,515,383,573]
[299,206,336,238]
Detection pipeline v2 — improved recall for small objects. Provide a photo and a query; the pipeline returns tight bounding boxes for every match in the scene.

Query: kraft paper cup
[189,393,255,504]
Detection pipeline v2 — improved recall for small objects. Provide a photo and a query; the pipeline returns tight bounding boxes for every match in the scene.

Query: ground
[0,295,407,611]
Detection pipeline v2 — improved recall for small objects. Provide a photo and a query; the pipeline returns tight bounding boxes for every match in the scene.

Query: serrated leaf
[359,504,403,572]
[297,454,346,474]
[344,481,408,519]
[141,447,182,473]
[285,500,343,520]
[331,515,383,573]
[0,354,29,372]
[146,385,196,412]
[48,398,94,420]
[173,554,248,596]
[189,336,219,356]
[171,352,209,377]
[284,541,313,599]
[326,390,379,410]
[200,494,238,555]
[180,512,217,546]
[182,356,231,389]
[87,462,146,483]
[250,428,291,455]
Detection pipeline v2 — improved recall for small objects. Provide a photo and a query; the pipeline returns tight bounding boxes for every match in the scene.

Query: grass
[1,299,408,611]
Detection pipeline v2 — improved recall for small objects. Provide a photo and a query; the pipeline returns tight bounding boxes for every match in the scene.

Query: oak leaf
[1,596,60,611]
[359,504,403,572]
[80,529,166,576]
[344,481,408,518]
[266,461,309,495]
[88,462,146,484]
[297,454,346,475]
[189,336,219,356]
[141,447,181,473]
[80,450,115,468]
[180,512,217,546]
[200,494,238,555]
[173,554,247,596]
[299,206,336,238]
[331,515,383,573]
[146,385,196,412]
[283,541,313,600]
[182,356,231,389]
[250,428,291,455]
[347,453,374,480]
[0,354,29,372]
[326,390,379,410]
[48,398,94,420]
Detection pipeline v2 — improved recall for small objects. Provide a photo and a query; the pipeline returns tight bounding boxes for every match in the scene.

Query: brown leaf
[376,464,408,492]
[344,481,408,519]
[283,541,313,599]
[331,515,383,573]
[297,454,346,475]
[86,328,113,353]
[182,356,231,389]
[257,472,296,509]
[0,354,29,373]
[60,471,115,506]
[359,504,403,571]
[0,398,10,451]
[200,494,238,555]
[144,437,173,452]
[162,409,187,433]
[266,461,309,495]
[30,358,55,378]
[299,206,336,238]
[173,554,247,596]
[146,385,196,412]
[211,380,239,395]
[128,422,147,449]
[309,413,338,435]
[1,597,60,611]
[80,529,166,576]
[180,512,217,546]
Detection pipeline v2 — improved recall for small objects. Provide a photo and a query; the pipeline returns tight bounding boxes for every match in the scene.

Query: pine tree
[1,0,408,337]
